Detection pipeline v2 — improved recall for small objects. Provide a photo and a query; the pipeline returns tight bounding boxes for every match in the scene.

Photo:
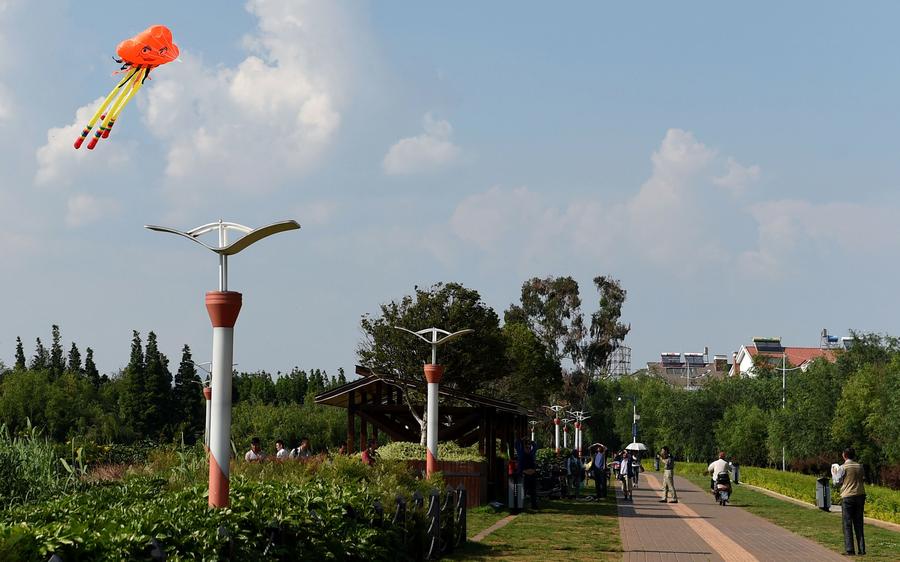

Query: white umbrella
[625,442,648,452]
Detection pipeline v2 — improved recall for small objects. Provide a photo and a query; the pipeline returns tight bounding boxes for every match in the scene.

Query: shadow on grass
[449,498,621,561]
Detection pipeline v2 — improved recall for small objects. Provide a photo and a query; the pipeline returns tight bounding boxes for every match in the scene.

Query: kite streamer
[74,25,178,150]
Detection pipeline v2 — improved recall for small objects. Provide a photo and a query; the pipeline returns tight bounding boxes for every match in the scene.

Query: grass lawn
[677,469,900,560]
[465,505,509,538]
[450,497,621,561]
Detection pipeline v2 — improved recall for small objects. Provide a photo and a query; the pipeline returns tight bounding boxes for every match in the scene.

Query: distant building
[646,349,730,390]
[729,336,838,377]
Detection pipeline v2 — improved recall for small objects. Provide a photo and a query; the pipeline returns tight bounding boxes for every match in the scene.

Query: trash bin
[508,461,524,512]
[816,477,831,512]
[732,463,740,484]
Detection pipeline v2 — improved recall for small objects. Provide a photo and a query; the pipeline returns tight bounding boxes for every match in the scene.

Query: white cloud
[714,156,760,195]
[141,0,345,204]
[0,83,11,121]
[383,113,461,175]
[65,193,120,227]
[34,97,133,187]
[301,200,338,226]
[739,200,900,278]
[448,129,729,268]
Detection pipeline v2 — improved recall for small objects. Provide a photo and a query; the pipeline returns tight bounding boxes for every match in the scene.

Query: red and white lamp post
[146,219,300,508]
[546,405,564,453]
[568,410,589,455]
[561,418,572,449]
[395,326,473,478]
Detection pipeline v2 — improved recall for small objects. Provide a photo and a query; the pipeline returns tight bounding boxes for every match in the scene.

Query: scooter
[713,471,732,506]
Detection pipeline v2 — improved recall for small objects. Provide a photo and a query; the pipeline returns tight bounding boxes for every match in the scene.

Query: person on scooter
[707,451,733,493]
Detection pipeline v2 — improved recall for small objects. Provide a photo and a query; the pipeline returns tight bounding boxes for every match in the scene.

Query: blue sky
[2,0,899,378]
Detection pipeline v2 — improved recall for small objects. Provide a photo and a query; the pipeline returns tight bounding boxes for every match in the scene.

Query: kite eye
[159,47,167,55]
[142,46,151,53]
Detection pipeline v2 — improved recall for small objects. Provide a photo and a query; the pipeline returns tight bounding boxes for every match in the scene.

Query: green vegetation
[0,446,447,561]
[675,464,900,561]
[450,498,621,561]
[584,334,900,489]
[0,325,346,447]
[378,441,486,462]
[676,461,900,525]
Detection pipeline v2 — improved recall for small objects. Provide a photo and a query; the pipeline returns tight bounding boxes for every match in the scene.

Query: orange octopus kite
[74,25,178,150]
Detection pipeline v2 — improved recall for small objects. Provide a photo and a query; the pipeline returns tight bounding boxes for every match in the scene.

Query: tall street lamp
[394,326,473,478]
[146,219,299,508]
[781,353,802,472]
[618,396,638,443]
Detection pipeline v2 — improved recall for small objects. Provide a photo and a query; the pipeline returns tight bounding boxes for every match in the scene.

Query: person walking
[565,448,584,499]
[515,438,540,510]
[836,447,866,556]
[658,446,678,503]
[619,449,634,501]
[592,444,608,500]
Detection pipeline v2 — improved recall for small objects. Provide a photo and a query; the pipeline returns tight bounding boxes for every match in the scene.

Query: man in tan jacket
[838,447,866,556]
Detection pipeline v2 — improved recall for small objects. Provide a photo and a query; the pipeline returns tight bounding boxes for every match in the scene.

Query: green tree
[715,404,769,466]
[67,342,82,374]
[273,368,309,404]
[143,332,173,438]
[493,322,563,410]
[118,331,146,439]
[30,338,49,371]
[358,282,506,444]
[84,347,101,388]
[171,344,203,440]
[14,337,26,370]
[358,282,506,394]
[49,325,65,379]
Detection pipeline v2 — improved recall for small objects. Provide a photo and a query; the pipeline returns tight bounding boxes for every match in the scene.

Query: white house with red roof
[729,337,838,377]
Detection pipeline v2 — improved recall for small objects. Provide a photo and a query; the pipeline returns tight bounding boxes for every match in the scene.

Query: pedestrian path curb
[471,513,518,542]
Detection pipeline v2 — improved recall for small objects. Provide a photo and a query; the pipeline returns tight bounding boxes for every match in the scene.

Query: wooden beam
[437,413,482,442]
[357,410,418,442]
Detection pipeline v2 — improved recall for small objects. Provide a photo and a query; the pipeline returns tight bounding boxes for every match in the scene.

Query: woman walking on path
[619,449,634,501]
[658,446,678,503]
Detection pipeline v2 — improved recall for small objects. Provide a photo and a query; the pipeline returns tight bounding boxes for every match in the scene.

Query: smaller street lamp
[561,418,572,449]
[544,405,564,453]
[394,326,473,477]
[618,396,638,444]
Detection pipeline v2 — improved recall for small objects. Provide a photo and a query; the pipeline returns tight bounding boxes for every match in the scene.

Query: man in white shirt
[707,451,732,491]
[292,437,312,459]
[245,437,265,462]
[274,439,290,460]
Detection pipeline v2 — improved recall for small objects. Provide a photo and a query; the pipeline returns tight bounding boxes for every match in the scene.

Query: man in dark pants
[837,447,866,555]
[593,444,607,500]
[516,439,539,509]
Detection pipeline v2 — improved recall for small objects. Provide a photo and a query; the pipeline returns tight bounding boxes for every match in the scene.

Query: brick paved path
[616,471,847,561]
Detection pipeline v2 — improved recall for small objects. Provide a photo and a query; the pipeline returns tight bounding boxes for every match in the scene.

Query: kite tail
[74,68,138,149]
[88,68,145,149]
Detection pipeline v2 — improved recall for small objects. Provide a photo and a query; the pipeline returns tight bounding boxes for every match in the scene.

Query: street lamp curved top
[145,219,300,290]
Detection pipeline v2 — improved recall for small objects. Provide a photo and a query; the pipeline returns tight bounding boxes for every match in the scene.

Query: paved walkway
[616,471,846,561]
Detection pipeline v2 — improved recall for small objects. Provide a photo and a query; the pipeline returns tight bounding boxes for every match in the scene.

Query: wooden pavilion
[314,365,529,502]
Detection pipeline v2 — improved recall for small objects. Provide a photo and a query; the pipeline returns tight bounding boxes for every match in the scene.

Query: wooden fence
[407,460,487,507]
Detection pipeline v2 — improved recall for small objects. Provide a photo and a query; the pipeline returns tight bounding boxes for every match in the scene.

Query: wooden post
[360,389,369,451]
[348,389,356,452]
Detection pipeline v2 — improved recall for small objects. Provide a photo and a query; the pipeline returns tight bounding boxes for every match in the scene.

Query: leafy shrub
[0,423,78,508]
[0,454,447,561]
[378,441,485,462]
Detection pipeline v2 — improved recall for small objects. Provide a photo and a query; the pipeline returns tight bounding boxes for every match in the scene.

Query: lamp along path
[617,471,846,561]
